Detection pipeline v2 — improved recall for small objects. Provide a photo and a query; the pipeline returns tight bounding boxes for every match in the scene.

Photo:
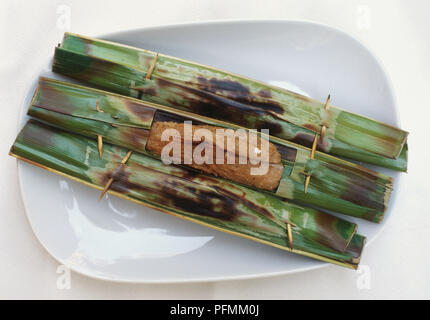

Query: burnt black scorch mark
[155,78,288,132]
[196,77,284,114]
[258,89,272,99]
[317,162,386,211]
[125,100,156,122]
[119,127,149,151]
[274,143,297,162]
[213,186,276,221]
[197,77,251,96]
[291,132,315,149]
[105,163,246,221]
[152,110,205,125]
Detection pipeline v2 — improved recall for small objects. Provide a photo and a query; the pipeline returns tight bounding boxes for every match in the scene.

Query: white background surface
[0,0,429,299]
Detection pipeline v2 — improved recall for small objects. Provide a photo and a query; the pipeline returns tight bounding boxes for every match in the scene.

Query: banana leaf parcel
[10,120,365,269]
[52,33,408,171]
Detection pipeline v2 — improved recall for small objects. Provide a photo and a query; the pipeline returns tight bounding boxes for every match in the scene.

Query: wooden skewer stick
[99,178,114,201]
[96,100,103,159]
[145,53,159,79]
[320,94,330,142]
[320,125,326,143]
[304,174,311,194]
[97,135,103,159]
[287,223,293,249]
[120,150,133,164]
[304,94,331,193]
[99,150,133,201]
[324,94,331,110]
[310,133,318,159]
[304,120,320,193]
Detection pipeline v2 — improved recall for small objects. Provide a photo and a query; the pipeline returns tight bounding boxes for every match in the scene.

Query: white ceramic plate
[17,20,400,283]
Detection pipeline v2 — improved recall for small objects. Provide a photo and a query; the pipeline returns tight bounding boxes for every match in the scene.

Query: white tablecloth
[1,0,429,299]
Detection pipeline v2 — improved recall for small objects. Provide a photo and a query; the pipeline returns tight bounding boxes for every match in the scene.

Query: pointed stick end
[98,135,103,159]
[320,125,326,143]
[98,187,107,201]
[324,94,331,110]
[99,188,108,201]
[99,178,113,201]
[304,175,310,194]
[122,150,133,164]
[287,223,293,249]
[310,135,318,159]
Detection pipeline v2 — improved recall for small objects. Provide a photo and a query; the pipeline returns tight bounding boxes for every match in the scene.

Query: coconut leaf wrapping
[28,77,393,222]
[52,32,408,171]
[9,120,365,268]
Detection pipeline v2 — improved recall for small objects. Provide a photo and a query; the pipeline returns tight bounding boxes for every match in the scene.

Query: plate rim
[16,19,400,283]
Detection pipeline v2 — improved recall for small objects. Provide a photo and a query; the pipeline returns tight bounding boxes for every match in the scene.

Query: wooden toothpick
[304,174,311,194]
[304,133,319,193]
[96,100,103,159]
[304,94,331,194]
[99,150,133,201]
[145,53,159,79]
[320,94,330,142]
[310,133,318,159]
[97,135,103,159]
[99,178,114,201]
[287,223,293,249]
[324,94,331,110]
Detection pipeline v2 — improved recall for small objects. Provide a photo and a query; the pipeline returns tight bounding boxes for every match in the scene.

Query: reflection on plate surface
[59,180,214,267]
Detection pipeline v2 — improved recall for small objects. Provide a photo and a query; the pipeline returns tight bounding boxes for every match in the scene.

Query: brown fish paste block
[147,121,284,190]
